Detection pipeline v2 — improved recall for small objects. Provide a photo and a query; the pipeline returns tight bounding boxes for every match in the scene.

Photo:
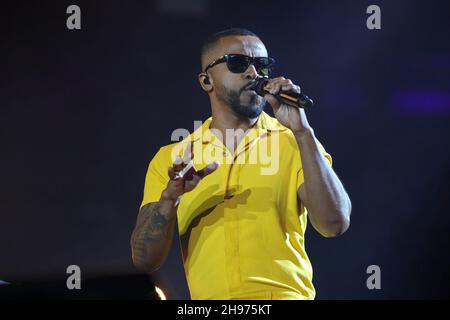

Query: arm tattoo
[135,203,171,243]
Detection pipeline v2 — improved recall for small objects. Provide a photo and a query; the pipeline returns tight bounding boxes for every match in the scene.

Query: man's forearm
[294,128,351,237]
[131,192,178,273]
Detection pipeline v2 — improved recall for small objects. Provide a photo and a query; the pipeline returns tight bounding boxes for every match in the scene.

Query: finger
[168,166,183,181]
[172,155,185,172]
[271,82,300,94]
[271,76,286,83]
[275,78,293,90]
[183,141,193,164]
[270,82,281,95]
[272,78,293,95]
[178,159,195,181]
[182,162,196,181]
[281,83,300,93]
[264,77,283,91]
[280,84,294,92]
[196,161,219,179]
[266,78,297,93]
[168,166,174,179]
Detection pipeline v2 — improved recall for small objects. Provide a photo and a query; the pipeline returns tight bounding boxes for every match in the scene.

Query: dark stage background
[1,0,450,299]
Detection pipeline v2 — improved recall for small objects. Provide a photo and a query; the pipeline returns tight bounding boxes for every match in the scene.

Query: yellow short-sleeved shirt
[141,111,332,300]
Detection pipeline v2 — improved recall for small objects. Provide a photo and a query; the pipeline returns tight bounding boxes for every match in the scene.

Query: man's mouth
[244,80,258,91]
[242,88,257,95]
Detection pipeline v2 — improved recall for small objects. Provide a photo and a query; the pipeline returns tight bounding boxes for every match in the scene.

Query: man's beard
[216,84,265,119]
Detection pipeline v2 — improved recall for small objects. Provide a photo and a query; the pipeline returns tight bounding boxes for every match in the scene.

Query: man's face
[203,36,269,119]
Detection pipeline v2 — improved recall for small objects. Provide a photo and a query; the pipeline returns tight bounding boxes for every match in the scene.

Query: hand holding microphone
[246,76,314,109]
[246,76,314,133]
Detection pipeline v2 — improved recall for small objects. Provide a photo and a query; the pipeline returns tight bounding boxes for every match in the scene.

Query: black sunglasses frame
[204,54,275,77]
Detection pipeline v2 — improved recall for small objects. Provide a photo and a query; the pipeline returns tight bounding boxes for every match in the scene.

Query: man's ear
[198,73,213,92]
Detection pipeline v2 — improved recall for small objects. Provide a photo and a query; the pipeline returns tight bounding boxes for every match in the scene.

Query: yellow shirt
[141,111,332,300]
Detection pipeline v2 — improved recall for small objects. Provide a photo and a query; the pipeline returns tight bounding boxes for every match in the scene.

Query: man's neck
[208,102,260,154]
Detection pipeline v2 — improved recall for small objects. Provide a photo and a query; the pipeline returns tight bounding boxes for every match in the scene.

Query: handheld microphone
[246,77,314,109]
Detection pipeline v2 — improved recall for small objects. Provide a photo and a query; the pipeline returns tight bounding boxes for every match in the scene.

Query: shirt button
[223,151,227,156]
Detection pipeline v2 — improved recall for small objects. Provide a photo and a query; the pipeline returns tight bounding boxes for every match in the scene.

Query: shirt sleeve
[140,148,169,209]
[296,138,333,190]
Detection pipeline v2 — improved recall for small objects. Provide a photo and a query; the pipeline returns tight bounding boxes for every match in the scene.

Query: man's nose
[243,64,258,80]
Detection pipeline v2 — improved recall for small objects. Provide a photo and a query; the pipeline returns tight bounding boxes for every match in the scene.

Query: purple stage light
[391,90,450,114]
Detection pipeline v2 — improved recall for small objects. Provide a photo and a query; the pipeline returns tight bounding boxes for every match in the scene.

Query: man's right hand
[162,141,219,202]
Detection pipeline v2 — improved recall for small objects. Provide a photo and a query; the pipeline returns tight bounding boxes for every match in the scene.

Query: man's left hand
[263,77,312,134]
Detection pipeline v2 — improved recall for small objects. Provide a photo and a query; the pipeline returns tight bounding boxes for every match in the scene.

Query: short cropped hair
[201,28,259,70]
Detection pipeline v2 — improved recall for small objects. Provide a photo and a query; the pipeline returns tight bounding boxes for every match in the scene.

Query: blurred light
[155,286,167,300]
[391,90,450,114]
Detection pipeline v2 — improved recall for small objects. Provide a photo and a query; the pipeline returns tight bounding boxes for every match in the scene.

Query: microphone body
[247,77,314,109]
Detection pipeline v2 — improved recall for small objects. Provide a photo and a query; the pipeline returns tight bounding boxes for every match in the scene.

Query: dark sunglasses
[204,54,275,77]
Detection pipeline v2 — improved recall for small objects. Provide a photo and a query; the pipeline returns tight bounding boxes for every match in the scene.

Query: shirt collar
[186,111,287,145]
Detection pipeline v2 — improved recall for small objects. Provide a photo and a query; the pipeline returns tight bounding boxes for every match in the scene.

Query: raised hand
[163,141,219,202]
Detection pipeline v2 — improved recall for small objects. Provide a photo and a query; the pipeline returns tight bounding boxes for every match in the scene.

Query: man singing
[131,28,352,300]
